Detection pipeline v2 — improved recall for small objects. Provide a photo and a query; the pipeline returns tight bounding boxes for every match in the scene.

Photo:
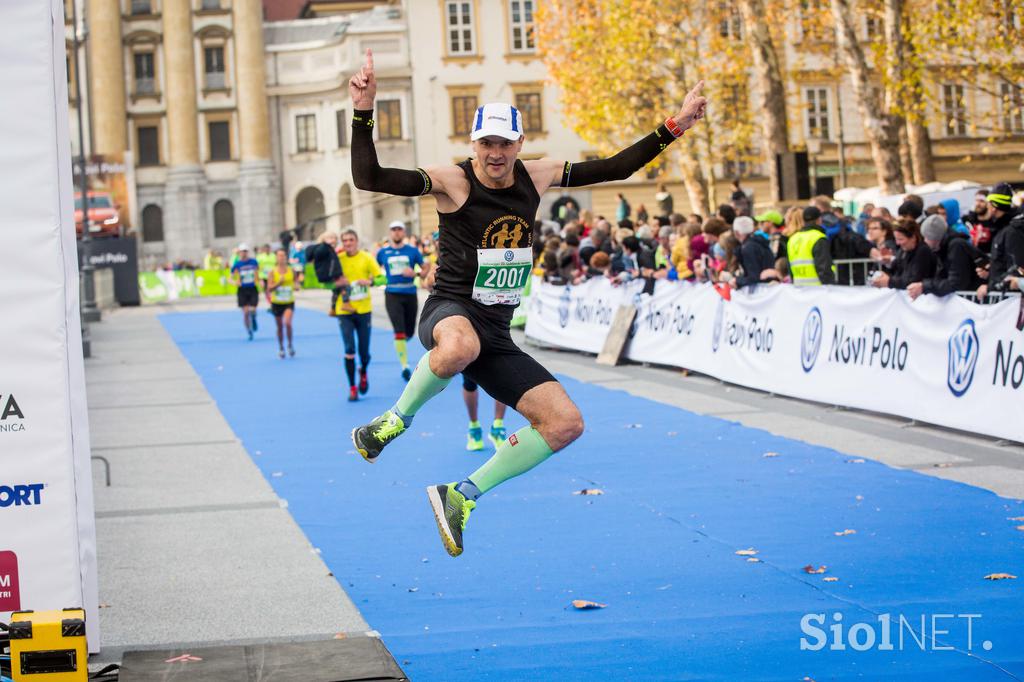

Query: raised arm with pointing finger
[349,48,707,205]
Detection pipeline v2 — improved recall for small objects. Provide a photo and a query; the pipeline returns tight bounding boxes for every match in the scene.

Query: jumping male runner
[347,49,706,556]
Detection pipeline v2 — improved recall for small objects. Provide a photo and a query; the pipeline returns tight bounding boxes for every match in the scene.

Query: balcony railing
[204,71,226,90]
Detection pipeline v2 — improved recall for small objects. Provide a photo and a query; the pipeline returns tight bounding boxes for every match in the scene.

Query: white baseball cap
[471,103,524,141]
[388,220,406,230]
[237,243,250,251]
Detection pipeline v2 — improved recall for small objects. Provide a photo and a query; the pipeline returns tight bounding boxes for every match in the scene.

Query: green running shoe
[466,423,484,451]
[426,483,475,557]
[488,421,506,449]
[351,410,406,463]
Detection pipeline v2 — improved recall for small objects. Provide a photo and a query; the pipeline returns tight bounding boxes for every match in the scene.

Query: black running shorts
[271,302,294,317]
[418,295,556,408]
[237,287,259,308]
[384,291,419,338]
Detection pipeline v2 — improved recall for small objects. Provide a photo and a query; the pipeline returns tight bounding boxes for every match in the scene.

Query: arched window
[213,199,235,238]
[141,204,163,242]
[295,186,325,239]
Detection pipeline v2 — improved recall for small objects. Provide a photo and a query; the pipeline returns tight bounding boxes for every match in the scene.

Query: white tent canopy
[834,180,984,216]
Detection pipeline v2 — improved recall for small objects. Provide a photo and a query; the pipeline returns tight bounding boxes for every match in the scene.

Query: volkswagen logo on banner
[558,286,572,329]
[947,318,980,397]
[711,297,725,353]
[504,250,515,262]
[800,307,824,372]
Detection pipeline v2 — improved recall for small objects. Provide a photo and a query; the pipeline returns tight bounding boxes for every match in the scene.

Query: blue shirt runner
[376,244,423,294]
[231,258,260,288]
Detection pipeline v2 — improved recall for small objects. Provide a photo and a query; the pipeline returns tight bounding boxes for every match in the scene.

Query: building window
[137,126,159,166]
[451,95,477,136]
[804,87,831,140]
[942,83,967,136]
[204,46,225,89]
[141,204,164,242]
[295,113,317,152]
[718,2,742,39]
[213,199,235,238]
[377,100,402,140]
[134,52,155,94]
[509,0,535,52]
[208,120,230,160]
[865,15,881,38]
[1000,82,1023,134]
[515,92,542,132]
[336,109,347,147]
[445,1,475,55]
[201,0,220,8]
[130,0,152,15]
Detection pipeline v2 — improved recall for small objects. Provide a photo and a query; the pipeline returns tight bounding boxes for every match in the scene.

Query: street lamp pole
[71,0,101,333]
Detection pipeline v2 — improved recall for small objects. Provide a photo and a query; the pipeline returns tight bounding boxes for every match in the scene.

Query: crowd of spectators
[531,180,1024,301]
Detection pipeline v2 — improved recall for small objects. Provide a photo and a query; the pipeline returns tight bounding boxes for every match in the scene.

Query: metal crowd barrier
[955,290,1023,305]
[832,258,877,286]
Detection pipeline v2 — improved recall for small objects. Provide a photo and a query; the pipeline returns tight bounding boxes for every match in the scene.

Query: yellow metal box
[9,609,87,682]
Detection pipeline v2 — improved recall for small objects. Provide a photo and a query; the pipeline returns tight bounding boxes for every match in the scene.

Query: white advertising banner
[0,0,100,650]
[526,277,1022,443]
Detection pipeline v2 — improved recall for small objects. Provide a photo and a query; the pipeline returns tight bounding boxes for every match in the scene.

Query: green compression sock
[395,351,451,417]
[394,337,408,368]
[467,426,555,496]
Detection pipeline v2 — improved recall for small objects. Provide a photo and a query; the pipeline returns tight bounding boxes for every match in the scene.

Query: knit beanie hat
[920,214,947,242]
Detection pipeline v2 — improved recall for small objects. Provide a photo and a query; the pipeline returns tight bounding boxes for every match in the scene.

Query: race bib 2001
[472,247,532,306]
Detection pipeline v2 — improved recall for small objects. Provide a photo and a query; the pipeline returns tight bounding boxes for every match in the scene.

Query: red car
[74,191,122,238]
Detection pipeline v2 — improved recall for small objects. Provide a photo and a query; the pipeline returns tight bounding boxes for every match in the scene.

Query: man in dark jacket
[731,216,777,289]
[907,215,984,299]
[979,211,1024,297]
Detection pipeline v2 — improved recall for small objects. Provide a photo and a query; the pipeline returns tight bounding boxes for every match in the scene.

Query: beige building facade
[264,7,416,245]
[67,0,281,264]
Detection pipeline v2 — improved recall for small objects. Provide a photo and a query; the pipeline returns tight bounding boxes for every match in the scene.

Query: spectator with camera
[731,216,778,289]
[871,219,936,290]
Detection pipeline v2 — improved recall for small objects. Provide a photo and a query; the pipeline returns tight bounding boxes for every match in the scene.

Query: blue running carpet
[161,307,1024,681]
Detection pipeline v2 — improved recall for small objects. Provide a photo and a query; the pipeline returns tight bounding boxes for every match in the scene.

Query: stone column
[86,0,127,155]
[162,0,205,261]
[233,0,282,246]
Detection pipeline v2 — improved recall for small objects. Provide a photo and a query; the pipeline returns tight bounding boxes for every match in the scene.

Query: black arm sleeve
[560,124,677,187]
[351,109,431,196]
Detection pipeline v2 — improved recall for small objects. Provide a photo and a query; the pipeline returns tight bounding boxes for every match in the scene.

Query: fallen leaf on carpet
[834,529,857,536]
[846,458,865,464]
[667,431,678,436]
[763,452,780,458]
[574,488,604,496]
[1008,516,1024,521]
[984,573,1017,580]
[822,577,839,583]
[625,423,643,429]
[657,584,672,590]
[572,600,607,610]
[934,462,953,468]
[855,495,864,501]
[735,548,758,556]
[1017,526,1024,532]
[746,557,761,563]
[408,587,419,592]
[803,565,827,574]
[333,632,347,640]
[271,471,283,477]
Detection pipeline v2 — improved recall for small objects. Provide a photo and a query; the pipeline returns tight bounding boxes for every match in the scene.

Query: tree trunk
[883,0,935,184]
[833,0,904,194]
[736,0,790,201]
[677,141,709,216]
[897,122,914,187]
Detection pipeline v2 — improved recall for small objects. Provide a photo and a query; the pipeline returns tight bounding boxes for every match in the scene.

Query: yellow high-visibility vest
[788,228,828,286]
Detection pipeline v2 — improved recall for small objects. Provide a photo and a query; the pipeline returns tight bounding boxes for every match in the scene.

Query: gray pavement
[85,288,1023,666]
[85,300,370,666]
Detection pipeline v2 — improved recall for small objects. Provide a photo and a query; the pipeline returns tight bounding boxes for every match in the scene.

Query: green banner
[194,269,236,296]
[138,272,168,303]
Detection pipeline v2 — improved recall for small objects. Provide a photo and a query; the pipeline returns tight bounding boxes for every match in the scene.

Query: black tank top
[434,158,540,322]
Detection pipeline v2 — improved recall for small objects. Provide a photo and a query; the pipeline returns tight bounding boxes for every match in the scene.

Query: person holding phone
[906,215,985,300]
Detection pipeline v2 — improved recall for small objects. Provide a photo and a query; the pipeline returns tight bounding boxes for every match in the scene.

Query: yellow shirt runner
[336,250,382,315]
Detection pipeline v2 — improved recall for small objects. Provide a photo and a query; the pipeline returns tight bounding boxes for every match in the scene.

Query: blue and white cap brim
[470,102,523,141]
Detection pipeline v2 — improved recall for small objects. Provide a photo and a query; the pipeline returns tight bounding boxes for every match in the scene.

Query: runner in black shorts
[346,48,707,556]
[377,221,431,381]
[230,244,261,340]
